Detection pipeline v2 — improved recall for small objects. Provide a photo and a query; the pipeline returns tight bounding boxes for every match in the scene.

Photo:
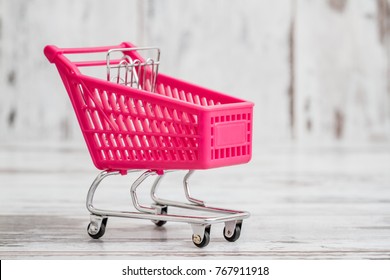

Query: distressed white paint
[295,0,390,143]
[0,0,139,142]
[140,0,293,144]
[0,0,389,144]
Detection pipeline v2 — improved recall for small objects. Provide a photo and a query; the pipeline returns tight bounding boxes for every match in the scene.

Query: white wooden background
[1,0,390,260]
[0,0,389,144]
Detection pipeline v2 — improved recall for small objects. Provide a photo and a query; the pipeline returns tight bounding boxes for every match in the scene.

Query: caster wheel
[192,226,211,248]
[223,223,241,242]
[152,206,168,227]
[87,218,107,239]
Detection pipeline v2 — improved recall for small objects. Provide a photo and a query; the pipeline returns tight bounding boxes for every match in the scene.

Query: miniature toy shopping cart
[44,42,254,248]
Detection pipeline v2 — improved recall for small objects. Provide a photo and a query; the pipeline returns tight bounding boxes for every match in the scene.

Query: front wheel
[192,226,211,248]
[87,218,107,239]
[192,231,210,248]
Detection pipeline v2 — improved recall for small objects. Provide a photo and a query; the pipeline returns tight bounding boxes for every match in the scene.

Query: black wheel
[223,223,242,242]
[192,226,211,248]
[152,206,168,227]
[87,218,107,239]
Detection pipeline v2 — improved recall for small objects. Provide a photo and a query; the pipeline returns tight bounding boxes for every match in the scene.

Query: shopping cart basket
[44,42,254,247]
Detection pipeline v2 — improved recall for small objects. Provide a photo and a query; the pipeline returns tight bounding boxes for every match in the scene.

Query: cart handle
[44,42,136,63]
[43,42,154,132]
[44,43,138,132]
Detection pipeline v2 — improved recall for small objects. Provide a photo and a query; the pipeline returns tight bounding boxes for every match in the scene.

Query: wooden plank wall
[295,0,390,143]
[0,0,389,144]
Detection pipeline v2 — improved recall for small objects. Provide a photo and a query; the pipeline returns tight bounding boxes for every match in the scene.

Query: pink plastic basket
[44,42,254,172]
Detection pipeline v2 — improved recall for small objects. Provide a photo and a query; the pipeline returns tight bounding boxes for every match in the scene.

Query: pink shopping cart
[44,42,254,247]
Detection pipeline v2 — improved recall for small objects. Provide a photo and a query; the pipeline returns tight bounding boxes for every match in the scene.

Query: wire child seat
[44,42,254,248]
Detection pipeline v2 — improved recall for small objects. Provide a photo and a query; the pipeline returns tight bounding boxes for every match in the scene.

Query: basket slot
[140,119,148,133]
[132,135,141,148]
[186,92,194,104]
[139,118,149,133]
[123,135,133,148]
[127,99,138,116]
[172,88,180,100]
[201,97,208,106]
[100,150,107,160]
[154,105,164,120]
[85,110,95,130]
[148,135,157,148]
[150,119,160,134]
[179,90,187,102]
[132,118,142,132]
[135,100,146,116]
[92,89,104,108]
[140,135,148,150]
[109,93,120,113]
[116,116,127,132]
[144,79,152,92]
[157,84,165,96]
[94,134,103,152]
[193,95,201,106]
[125,117,136,132]
[171,108,181,123]
[146,119,155,133]
[92,111,104,130]
[164,85,173,98]
[101,91,112,111]
[162,107,173,122]
[144,102,155,119]
[118,96,129,114]
[156,82,223,108]
[159,121,169,134]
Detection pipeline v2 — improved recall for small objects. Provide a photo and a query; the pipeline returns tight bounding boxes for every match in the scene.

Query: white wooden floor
[0,142,390,259]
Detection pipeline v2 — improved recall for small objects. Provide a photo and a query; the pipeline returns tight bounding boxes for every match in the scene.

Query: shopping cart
[44,42,254,248]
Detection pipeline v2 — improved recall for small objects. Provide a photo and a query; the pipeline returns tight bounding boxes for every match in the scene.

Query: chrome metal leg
[150,170,249,216]
[86,170,120,214]
[130,170,157,214]
[85,169,250,247]
[183,170,204,206]
[150,170,205,206]
[150,173,165,204]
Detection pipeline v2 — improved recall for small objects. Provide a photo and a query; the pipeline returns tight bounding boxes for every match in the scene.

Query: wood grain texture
[0,0,139,142]
[140,0,293,143]
[2,0,388,144]
[0,143,389,259]
[295,0,390,143]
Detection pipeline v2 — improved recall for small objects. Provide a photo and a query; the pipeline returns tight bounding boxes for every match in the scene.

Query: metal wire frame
[86,170,250,243]
[106,47,160,93]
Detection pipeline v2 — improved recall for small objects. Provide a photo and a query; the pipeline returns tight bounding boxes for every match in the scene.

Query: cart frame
[44,42,253,247]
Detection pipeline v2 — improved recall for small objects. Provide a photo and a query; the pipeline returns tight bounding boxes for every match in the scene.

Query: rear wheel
[223,222,242,242]
[152,206,168,227]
